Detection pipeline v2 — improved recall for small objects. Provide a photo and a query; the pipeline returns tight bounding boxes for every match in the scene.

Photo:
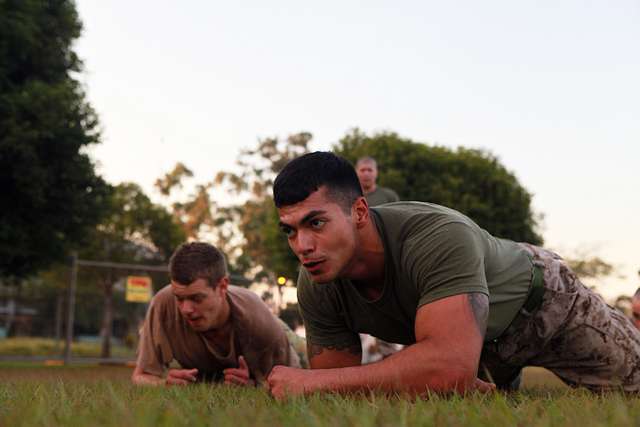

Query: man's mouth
[303,259,325,273]
[187,316,202,325]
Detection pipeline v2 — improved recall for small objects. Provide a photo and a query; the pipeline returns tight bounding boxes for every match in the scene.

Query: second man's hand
[223,355,255,386]
[165,368,198,386]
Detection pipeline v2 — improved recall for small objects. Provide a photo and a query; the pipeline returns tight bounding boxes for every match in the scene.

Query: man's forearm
[308,339,478,395]
[131,371,165,386]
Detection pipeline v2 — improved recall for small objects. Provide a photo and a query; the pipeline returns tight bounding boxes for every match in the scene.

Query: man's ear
[216,276,229,294]
[352,196,369,229]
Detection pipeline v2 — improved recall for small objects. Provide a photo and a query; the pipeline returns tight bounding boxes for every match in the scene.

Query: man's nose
[294,232,315,256]
[179,300,195,315]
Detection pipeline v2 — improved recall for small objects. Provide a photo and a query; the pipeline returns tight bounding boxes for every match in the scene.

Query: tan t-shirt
[137,284,299,384]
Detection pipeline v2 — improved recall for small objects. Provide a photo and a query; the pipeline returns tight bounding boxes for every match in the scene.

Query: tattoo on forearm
[307,342,362,358]
[467,293,489,339]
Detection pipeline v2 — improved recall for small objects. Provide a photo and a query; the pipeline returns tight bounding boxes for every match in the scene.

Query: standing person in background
[356,156,402,363]
[355,157,399,206]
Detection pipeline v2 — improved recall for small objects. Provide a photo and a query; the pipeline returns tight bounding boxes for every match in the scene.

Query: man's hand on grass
[470,377,496,393]
[165,368,198,386]
[266,365,313,400]
[223,356,255,386]
[265,365,495,399]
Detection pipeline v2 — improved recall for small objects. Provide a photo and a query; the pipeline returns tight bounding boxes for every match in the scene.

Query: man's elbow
[131,370,144,385]
[430,363,479,393]
[131,368,158,386]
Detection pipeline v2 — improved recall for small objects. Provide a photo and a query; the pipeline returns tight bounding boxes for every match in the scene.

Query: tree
[566,256,614,280]
[158,128,543,285]
[215,133,311,281]
[0,0,109,278]
[154,162,217,241]
[156,134,311,282]
[80,183,185,357]
[334,129,543,244]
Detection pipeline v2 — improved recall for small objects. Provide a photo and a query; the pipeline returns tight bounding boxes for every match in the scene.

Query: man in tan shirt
[132,242,301,386]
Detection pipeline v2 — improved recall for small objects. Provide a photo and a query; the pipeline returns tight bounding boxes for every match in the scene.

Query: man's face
[356,161,378,191]
[278,187,358,284]
[632,297,640,329]
[171,277,228,332]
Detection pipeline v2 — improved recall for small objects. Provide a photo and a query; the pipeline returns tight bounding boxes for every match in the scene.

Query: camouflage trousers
[277,318,309,369]
[480,243,640,391]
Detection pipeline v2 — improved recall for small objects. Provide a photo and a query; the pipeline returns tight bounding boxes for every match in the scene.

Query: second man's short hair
[169,242,228,288]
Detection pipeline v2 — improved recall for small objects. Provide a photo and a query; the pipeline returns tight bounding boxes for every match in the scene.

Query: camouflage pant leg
[376,339,402,358]
[277,318,309,369]
[482,243,640,391]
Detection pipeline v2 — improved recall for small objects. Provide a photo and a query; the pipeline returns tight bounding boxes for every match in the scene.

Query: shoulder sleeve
[136,293,174,377]
[246,318,302,386]
[232,290,292,384]
[403,221,488,308]
[388,188,400,202]
[297,269,359,348]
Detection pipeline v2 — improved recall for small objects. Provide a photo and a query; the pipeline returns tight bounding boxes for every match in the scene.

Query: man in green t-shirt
[355,156,399,206]
[265,151,640,399]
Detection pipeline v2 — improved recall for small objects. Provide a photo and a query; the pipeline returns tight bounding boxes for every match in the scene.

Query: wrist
[303,369,323,395]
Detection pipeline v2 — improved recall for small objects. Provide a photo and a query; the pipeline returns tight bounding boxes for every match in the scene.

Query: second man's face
[277,187,358,284]
[171,277,228,332]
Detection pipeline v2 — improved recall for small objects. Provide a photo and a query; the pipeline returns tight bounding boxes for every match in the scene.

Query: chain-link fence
[0,259,263,364]
[0,261,171,363]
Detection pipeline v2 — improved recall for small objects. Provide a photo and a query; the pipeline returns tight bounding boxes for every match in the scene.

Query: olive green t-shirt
[137,284,299,384]
[365,186,400,207]
[297,202,534,348]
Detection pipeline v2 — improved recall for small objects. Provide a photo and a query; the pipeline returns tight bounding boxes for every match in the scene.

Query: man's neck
[362,183,377,195]
[343,217,385,293]
[202,299,232,344]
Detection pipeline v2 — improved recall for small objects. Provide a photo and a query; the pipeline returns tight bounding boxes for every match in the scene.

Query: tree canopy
[83,182,186,264]
[334,129,543,244]
[165,129,543,283]
[215,133,311,281]
[0,0,109,278]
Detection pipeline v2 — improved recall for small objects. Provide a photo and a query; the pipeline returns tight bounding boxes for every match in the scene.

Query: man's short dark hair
[169,242,228,288]
[273,151,363,212]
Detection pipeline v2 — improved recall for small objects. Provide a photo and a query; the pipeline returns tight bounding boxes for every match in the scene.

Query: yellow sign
[126,276,152,303]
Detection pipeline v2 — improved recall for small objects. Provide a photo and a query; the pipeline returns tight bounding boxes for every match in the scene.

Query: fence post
[63,252,78,364]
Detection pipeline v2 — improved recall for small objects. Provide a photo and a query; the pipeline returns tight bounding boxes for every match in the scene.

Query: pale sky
[75,0,639,300]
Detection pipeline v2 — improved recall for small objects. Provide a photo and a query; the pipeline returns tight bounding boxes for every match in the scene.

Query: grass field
[0,337,135,358]
[1,363,638,426]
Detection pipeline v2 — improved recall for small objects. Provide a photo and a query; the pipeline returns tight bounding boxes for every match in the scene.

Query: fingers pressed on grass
[224,368,248,378]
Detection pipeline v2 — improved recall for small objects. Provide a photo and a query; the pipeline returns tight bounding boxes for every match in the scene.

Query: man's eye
[280,226,294,237]
[193,296,204,303]
[310,219,326,229]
